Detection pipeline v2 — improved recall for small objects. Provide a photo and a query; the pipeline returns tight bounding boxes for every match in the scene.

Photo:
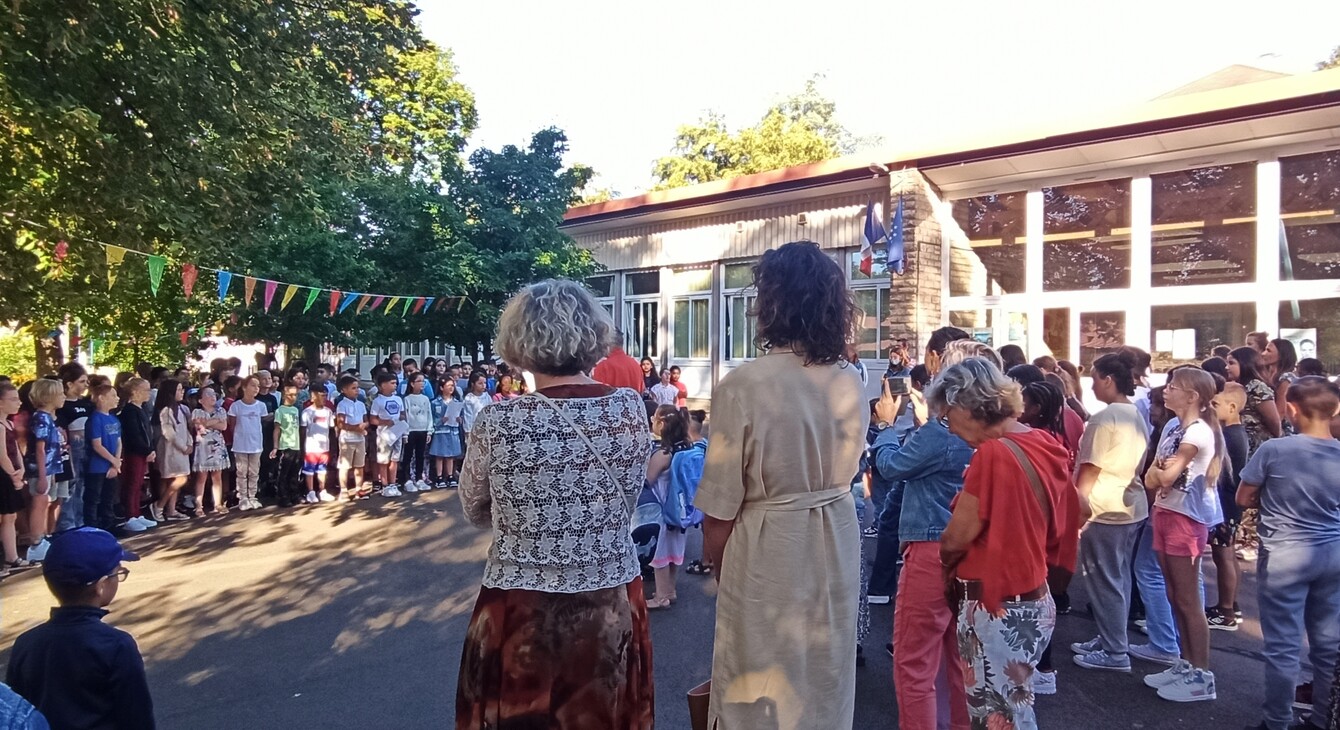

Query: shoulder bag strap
[1000,436,1052,529]
[529,392,622,487]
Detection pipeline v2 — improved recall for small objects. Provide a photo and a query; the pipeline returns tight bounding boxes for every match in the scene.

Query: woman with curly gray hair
[936,357,1079,730]
[455,279,654,730]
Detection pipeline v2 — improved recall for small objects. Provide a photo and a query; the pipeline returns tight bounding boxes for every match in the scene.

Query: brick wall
[884,171,946,361]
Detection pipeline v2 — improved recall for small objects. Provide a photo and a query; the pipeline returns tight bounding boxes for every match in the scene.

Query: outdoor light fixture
[868,162,889,175]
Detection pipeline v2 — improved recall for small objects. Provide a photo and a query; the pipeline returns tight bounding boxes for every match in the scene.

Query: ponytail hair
[1170,368,1226,486]
[659,408,691,454]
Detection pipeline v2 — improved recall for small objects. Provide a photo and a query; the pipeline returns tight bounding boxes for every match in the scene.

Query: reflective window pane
[1043,179,1132,291]
[950,193,1027,296]
[849,247,889,281]
[1278,299,1339,374]
[625,271,660,296]
[586,275,614,298]
[1150,303,1255,372]
[1043,308,1070,362]
[1280,151,1340,281]
[673,268,712,293]
[724,263,755,290]
[625,301,658,359]
[691,299,710,359]
[1079,311,1126,369]
[728,294,758,360]
[1151,164,1256,287]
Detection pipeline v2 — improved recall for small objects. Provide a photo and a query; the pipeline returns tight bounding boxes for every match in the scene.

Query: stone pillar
[885,170,945,362]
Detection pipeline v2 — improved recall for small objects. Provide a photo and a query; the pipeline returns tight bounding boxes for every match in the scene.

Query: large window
[1280,150,1340,281]
[623,270,659,359]
[1043,179,1132,291]
[1278,299,1340,374]
[1151,164,1256,287]
[849,247,889,281]
[853,287,894,362]
[1078,311,1126,369]
[1150,303,1254,372]
[672,268,711,360]
[950,192,1027,296]
[587,274,614,319]
[723,262,757,361]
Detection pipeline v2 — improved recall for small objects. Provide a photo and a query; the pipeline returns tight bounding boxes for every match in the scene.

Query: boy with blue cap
[5,527,155,729]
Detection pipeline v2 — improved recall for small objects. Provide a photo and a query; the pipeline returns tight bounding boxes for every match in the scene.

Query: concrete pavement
[0,489,1296,728]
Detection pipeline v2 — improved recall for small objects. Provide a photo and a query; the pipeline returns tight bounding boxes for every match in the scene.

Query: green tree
[1321,45,1340,70]
[652,76,873,189]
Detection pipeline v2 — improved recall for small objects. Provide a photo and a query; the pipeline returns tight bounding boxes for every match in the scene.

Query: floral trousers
[956,593,1056,730]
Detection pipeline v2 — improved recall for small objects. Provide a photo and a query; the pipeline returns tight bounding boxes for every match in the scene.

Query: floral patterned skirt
[956,592,1056,730]
[455,577,654,730]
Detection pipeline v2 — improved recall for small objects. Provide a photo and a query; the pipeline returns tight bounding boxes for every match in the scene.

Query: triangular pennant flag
[329,290,340,316]
[197,325,207,338]
[280,284,299,311]
[435,297,449,312]
[105,246,127,290]
[384,296,400,315]
[457,297,467,313]
[147,255,167,296]
[303,287,320,313]
[369,295,385,311]
[243,276,257,307]
[402,296,414,316]
[181,263,199,300]
[217,271,232,302]
[263,280,278,311]
[179,330,190,346]
[356,294,372,313]
[413,297,428,315]
[421,297,434,313]
[338,292,358,314]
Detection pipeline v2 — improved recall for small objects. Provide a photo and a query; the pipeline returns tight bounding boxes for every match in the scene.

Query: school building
[560,66,1340,403]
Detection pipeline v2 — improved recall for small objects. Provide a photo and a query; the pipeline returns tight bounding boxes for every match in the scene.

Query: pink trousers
[893,541,969,730]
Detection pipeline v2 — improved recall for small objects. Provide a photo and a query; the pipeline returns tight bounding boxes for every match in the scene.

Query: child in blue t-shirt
[24,379,66,562]
[428,378,463,488]
[83,384,123,532]
[1237,376,1340,730]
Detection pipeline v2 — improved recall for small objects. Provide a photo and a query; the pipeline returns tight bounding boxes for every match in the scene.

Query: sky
[417,1,1340,197]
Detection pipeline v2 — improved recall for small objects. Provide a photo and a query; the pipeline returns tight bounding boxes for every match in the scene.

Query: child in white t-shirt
[370,373,405,497]
[334,375,369,501]
[301,388,336,504]
[227,376,270,511]
[401,372,433,493]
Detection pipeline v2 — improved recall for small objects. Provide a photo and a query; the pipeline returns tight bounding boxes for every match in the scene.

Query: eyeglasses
[1164,384,1185,393]
[108,567,130,583]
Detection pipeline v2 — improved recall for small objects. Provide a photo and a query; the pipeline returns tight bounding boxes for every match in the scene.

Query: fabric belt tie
[740,486,851,513]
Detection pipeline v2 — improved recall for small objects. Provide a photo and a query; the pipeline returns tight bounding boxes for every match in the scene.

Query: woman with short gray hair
[936,357,1079,730]
[456,279,654,730]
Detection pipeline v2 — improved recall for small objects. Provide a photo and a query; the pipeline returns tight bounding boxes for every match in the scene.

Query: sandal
[193,507,206,518]
[212,507,229,516]
[646,596,672,610]
[4,558,32,570]
[685,561,714,577]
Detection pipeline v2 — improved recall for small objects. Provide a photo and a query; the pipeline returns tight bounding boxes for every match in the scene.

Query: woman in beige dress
[697,241,869,730]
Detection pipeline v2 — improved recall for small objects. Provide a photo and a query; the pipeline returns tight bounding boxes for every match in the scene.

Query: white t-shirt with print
[301,405,334,454]
[1153,419,1224,526]
[335,398,368,444]
[371,394,404,426]
[227,399,270,455]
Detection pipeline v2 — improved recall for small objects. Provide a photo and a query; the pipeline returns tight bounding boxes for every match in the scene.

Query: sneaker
[1143,660,1192,689]
[418,480,433,491]
[250,498,263,510]
[1032,670,1057,695]
[149,504,165,522]
[237,500,253,512]
[25,539,50,563]
[182,495,197,511]
[318,492,336,503]
[382,485,402,497]
[1234,603,1243,619]
[1157,668,1216,702]
[862,526,879,538]
[867,594,890,605]
[1133,618,1148,635]
[448,477,459,488]
[130,516,155,529]
[121,519,147,533]
[403,482,419,493]
[1207,608,1239,632]
[1294,682,1313,711]
[1070,637,1102,655]
[1074,649,1132,672]
[305,491,319,504]
[1130,643,1181,667]
[165,512,190,522]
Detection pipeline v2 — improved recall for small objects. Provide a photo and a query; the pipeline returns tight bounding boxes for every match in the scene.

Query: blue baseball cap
[42,528,139,585]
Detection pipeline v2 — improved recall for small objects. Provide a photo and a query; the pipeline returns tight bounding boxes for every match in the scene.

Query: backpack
[663,439,707,530]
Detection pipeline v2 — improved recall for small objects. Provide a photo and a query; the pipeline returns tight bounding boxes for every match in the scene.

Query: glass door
[624,299,659,359]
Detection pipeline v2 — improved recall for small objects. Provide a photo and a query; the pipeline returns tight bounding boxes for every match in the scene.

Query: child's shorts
[1153,506,1210,558]
[376,431,404,465]
[28,475,69,500]
[338,441,366,470]
[303,451,330,476]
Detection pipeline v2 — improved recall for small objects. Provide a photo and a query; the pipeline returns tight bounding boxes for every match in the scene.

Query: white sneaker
[1143,660,1192,689]
[403,482,419,493]
[1130,643,1181,667]
[121,519,147,533]
[1157,668,1216,702]
[128,517,152,530]
[238,500,253,512]
[382,485,402,497]
[1070,637,1102,655]
[250,498,263,510]
[318,492,336,503]
[305,491,318,504]
[137,515,158,527]
[25,538,50,563]
[1074,649,1132,672]
[1032,669,1056,695]
[416,480,432,491]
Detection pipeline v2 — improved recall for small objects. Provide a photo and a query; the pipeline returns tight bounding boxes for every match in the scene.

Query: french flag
[860,201,886,276]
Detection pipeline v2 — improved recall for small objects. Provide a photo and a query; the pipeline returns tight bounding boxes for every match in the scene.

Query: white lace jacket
[459,388,651,593]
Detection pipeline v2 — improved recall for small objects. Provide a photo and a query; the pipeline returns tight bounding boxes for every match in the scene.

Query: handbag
[687,679,712,730]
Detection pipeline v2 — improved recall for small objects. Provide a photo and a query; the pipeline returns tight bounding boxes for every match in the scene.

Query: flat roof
[564,67,1340,227]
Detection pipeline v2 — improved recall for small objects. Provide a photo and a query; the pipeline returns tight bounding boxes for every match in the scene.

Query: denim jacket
[871,418,975,543]
[0,683,47,730]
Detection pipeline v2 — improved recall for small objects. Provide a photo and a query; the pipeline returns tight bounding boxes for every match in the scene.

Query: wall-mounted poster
[972,329,993,347]
[1080,311,1125,368]
[1281,328,1318,360]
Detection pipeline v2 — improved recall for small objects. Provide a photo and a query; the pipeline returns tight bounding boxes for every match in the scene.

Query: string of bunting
[7,215,470,316]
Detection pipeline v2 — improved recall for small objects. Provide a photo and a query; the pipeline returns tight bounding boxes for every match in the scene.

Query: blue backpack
[663,440,707,530]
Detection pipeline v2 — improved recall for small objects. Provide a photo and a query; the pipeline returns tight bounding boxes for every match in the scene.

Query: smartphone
[887,375,911,396]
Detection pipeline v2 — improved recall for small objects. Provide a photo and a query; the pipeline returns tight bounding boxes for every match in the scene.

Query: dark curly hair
[750,241,857,366]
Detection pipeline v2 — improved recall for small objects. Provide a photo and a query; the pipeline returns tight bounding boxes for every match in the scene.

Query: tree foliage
[1321,45,1340,70]
[0,1,592,372]
[652,76,875,189]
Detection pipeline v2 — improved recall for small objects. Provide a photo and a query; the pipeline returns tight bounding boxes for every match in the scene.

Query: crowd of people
[3,242,1339,729]
[0,353,528,574]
